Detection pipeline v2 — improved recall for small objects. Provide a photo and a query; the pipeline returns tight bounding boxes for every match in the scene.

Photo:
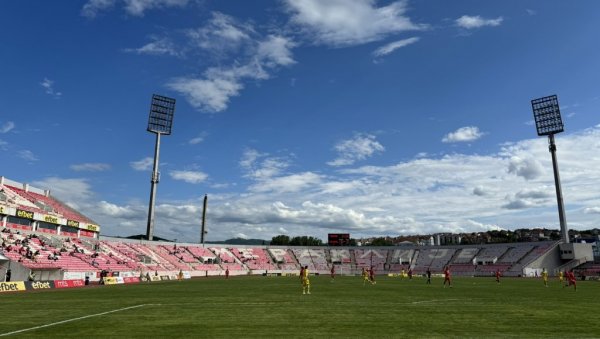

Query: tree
[289,236,323,246]
[270,235,290,246]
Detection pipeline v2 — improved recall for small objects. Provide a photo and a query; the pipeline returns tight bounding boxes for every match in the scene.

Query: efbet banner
[25,281,55,290]
[0,281,26,293]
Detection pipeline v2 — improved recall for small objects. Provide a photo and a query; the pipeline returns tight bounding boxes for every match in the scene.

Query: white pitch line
[0,304,148,337]
[411,298,464,304]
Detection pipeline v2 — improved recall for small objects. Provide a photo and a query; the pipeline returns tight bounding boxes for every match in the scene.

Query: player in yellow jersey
[302,265,310,294]
[558,270,564,286]
[362,267,369,285]
[541,268,548,287]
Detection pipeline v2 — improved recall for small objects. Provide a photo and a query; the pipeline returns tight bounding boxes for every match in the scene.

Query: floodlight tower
[530,94,568,243]
[146,94,176,241]
[200,194,208,244]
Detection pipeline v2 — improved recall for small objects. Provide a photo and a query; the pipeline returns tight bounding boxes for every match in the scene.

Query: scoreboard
[328,233,350,246]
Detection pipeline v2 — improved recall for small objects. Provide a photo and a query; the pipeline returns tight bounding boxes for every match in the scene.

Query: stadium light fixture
[146,94,176,241]
[531,94,568,243]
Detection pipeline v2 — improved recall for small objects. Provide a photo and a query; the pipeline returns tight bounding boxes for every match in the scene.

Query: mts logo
[55,281,68,288]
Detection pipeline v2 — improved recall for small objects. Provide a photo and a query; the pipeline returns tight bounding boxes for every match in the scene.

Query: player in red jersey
[443,266,452,288]
[566,270,577,291]
[369,266,376,285]
[495,269,501,283]
[330,264,335,282]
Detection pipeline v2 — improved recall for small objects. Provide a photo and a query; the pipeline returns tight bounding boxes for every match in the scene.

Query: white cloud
[188,132,207,145]
[372,37,419,57]
[583,207,600,214]
[328,134,385,166]
[82,0,188,18]
[248,172,322,193]
[81,0,115,18]
[240,148,263,170]
[442,126,484,143]
[130,157,153,171]
[507,156,544,180]
[473,186,487,196]
[0,121,15,134]
[169,170,208,184]
[40,78,62,98]
[124,37,181,57]
[168,29,295,112]
[33,125,600,242]
[284,0,426,47]
[31,177,94,212]
[97,201,140,219]
[257,35,297,67]
[70,163,112,172]
[18,150,38,162]
[502,188,552,210]
[455,15,503,29]
[240,149,290,180]
[167,67,246,113]
[186,12,253,53]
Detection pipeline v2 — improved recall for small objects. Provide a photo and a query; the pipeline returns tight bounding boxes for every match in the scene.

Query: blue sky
[1,0,599,242]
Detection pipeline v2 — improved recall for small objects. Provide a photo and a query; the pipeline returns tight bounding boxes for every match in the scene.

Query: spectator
[4,268,11,282]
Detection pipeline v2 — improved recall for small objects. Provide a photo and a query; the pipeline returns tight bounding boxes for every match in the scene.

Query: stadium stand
[354,249,388,273]
[388,249,415,272]
[452,248,480,264]
[329,249,353,272]
[0,226,571,281]
[291,248,328,271]
[574,262,600,277]
[0,178,100,240]
[267,248,299,270]
[230,247,277,271]
[412,247,456,273]
[498,244,534,263]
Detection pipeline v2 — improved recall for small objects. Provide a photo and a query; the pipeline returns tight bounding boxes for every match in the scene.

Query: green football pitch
[1,275,598,338]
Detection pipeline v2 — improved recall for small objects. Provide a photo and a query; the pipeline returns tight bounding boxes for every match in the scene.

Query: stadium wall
[1,260,30,282]
[524,243,561,276]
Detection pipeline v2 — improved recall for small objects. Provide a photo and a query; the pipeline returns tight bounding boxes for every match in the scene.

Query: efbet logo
[0,282,26,292]
[31,281,52,289]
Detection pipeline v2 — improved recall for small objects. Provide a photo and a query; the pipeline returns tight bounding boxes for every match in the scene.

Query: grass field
[1,275,598,338]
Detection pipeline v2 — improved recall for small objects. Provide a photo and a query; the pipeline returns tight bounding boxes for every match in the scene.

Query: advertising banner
[67,219,80,228]
[103,277,119,285]
[54,279,85,288]
[43,215,61,225]
[0,281,26,293]
[123,277,140,284]
[25,281,55,290]
[16,209,34,220]
[63,271,87,280]
[82,224,100,232]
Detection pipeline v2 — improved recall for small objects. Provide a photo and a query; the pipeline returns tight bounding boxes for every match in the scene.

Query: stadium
[1,176,600,337]
[3,1,600,338]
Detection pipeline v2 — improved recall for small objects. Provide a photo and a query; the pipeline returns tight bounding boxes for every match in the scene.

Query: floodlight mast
[531,94,568,243]
[200,194,208,244]
[146,94,176,241]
